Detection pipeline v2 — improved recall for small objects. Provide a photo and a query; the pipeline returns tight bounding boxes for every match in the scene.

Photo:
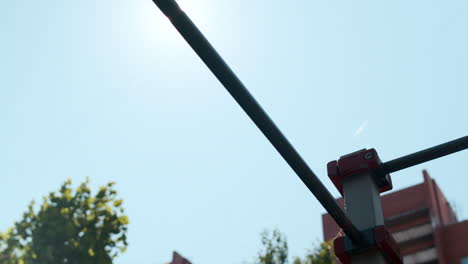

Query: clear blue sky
[1,0,467,263]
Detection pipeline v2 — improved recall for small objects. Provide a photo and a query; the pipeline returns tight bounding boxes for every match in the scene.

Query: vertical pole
[342,172,387,263]
[329,149,402,264]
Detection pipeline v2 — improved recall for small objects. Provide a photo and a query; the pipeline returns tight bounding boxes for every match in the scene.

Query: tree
[256,229,335,264]
[0,178,128,264]
[293,241,335,264]
[256,229,288,264]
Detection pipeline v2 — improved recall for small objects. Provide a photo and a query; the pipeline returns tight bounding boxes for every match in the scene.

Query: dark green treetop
[256,229,335,264]
[0,178,128,264]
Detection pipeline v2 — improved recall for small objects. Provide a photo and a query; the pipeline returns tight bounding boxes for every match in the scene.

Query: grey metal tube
[378,135,468,175]
[152,0,364,244]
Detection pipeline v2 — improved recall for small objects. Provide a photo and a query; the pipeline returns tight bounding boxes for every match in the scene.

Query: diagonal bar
[377,135,468,176]
[152,0,364,244]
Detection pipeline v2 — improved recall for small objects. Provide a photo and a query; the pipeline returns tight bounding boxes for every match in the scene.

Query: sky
[1,0,467,263]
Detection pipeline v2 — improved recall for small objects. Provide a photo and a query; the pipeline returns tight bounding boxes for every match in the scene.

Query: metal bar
[152,0,364,244]
[378,135,468,175]
[342,172,387,264]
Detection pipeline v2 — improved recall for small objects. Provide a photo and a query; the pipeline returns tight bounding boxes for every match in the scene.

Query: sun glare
[177,0,211,30]
[137,0,216,54]
[178,0,200,15]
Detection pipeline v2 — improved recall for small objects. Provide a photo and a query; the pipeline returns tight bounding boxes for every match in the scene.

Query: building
[322,170,468,264]
[169,251,192,264]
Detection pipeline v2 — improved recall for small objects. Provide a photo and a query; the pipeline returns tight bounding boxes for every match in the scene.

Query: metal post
[329,149,402,264]
[342,172,387,263]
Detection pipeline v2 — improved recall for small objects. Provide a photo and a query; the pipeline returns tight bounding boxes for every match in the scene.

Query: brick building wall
[170,251,192,264]
[322,170,468,264]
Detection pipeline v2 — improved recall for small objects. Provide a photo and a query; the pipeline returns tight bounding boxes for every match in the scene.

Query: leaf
[0,178,129,263]
[113,200,123,207]
[118,216,129,225]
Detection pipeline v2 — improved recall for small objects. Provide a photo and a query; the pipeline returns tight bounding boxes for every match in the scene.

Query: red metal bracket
[334,226,402,264]
[327,149,393,196]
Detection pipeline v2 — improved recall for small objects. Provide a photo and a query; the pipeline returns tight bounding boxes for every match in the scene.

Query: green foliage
[0,178,128,264]
[256,229,288,264]
[293,241,335,264]
[256,229,335,264]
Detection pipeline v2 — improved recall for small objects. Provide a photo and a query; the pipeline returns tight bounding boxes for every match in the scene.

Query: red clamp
[334,226,402,264]
[327,149,392,196]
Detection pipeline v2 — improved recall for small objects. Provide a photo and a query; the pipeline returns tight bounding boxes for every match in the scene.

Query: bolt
[365,152,374,160]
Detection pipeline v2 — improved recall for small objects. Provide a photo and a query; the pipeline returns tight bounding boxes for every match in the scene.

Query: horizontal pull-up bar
[152,0,364,245]
[376,136,468,177]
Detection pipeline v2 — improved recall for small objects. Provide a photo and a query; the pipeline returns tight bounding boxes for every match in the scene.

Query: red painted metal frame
[327,149,393,196]
[334,226,402,264]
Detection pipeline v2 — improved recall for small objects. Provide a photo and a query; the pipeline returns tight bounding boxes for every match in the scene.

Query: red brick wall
[381,183,426,219]
[322,171,466,264]
[433,179,457,226]
[441,221,468,263]
[172,252,192,264]
[423,171,447,264]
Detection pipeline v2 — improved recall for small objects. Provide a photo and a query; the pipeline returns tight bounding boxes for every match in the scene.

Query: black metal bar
[152,0,364,244]
[378,136,468,176]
